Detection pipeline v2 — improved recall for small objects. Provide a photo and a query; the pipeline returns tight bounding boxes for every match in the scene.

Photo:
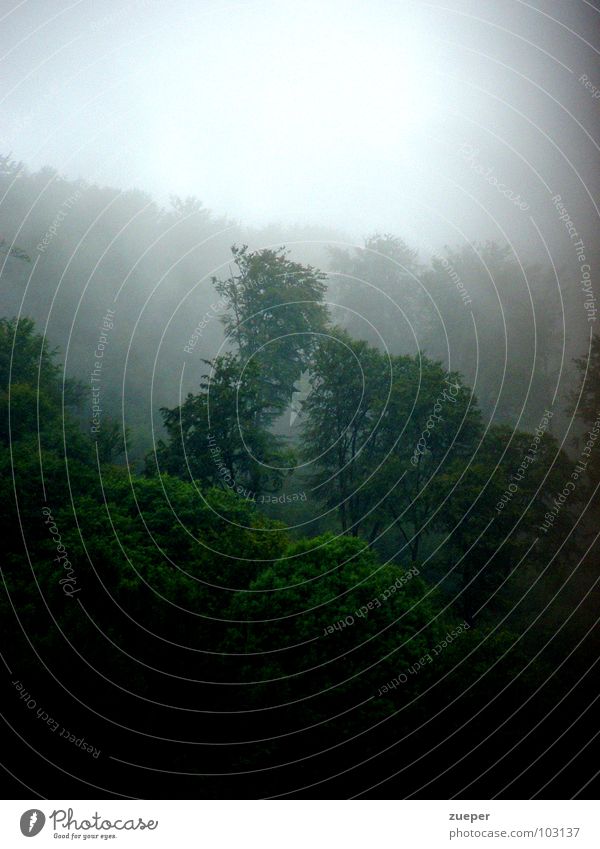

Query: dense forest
[1,151,599,799]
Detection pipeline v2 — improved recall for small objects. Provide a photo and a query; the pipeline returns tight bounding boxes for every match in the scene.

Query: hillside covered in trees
[2,154,599,799]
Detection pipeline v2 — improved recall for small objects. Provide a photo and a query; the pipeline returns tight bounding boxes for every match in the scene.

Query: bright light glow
[134,1,444,222]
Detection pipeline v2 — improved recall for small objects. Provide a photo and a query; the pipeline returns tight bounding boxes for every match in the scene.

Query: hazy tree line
[1,154,599,797]
[0,154,588,456]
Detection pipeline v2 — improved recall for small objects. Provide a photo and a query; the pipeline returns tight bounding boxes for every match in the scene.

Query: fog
[2,0,600,454]
[2,1,600,802]
[2,0,599,250]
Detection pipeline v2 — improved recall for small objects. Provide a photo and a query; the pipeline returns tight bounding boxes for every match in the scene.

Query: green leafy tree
[0,316,82,405]
[0,318,91,539]
[432,422,580,625]
[570,333,600,495]
[300,328,388,536]
[229,533,448,721]
[422,242,562,428]
[213,245,329,413]
[301,328,482,556]
[150,353,292,497]
[327,233,426,352]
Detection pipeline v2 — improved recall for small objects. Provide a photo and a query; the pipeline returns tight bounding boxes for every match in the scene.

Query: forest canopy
[1,154,598,800]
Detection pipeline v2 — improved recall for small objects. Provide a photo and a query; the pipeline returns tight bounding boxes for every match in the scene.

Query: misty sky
[1,0,599,252]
